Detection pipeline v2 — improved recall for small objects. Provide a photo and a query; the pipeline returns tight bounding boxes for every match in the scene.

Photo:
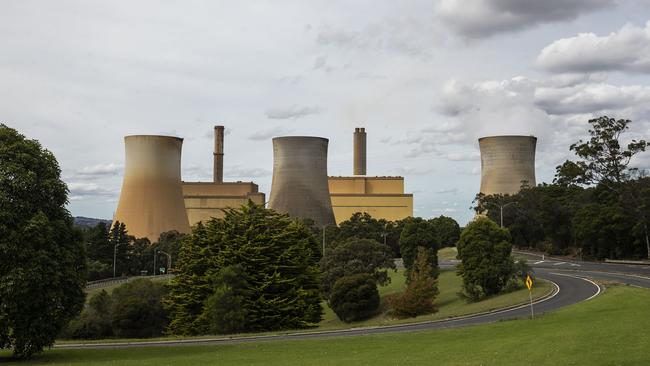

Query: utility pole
[322,225,327,256]
[499,201,517,228]
[153,250,157,276]
[113,242,121,278]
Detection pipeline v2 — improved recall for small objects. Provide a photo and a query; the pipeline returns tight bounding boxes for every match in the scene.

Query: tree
[164,201,323,335]
[555,116,648,187]
[111,279,169,338]
[328,273,380,323]
[108,221,132,276]
[0,124,87,358]
[430,215,461,248]
[456,218,515,301]
[319,237,396,296]
[201,265,249,334]
[62,290,113,340]
[399,218,439,280]
[388,247,439,318]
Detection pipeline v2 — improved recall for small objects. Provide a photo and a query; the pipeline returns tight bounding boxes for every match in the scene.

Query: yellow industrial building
[328,128,413,224]
[181,126,265,227]
[182,181,265,226]
[328,176,413,224]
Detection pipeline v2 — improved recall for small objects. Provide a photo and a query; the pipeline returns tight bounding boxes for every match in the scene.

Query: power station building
[478,135,537,195]
[182,126,265,226]
[113,135,191,241]
[328,128,413,224]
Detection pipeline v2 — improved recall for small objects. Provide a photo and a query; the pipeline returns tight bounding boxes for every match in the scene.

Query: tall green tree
[399,218,439,280]
[0,124,87,358]
[388,247,439,318]
[164,202,323,335]
[456,218,515,301]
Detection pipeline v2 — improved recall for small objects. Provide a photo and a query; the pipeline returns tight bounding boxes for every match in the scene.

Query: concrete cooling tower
[268,136,336,227]
[114,135,190,240]
[479,135,537,196]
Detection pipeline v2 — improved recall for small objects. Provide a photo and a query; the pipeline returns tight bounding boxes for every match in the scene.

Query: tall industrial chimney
[353,127,367,175]
[214,125,224,183]
[478,135,537,195]
[114,135,190,240]
[268,136,336,227]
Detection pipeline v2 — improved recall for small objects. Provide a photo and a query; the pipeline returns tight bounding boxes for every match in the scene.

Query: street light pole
[158,250,172,274]
[113,242,120,278]
[153,250,157,276]
[322,225,327,257]
[499,202,517,228]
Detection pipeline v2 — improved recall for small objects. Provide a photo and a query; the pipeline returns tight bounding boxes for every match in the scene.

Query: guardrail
[604,259,650,266]
[86,274,175,290]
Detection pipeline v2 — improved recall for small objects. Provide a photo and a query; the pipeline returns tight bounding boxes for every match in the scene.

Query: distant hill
[74,216,112,229]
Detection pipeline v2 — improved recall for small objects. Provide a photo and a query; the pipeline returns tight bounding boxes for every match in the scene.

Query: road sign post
[526,275,534,319]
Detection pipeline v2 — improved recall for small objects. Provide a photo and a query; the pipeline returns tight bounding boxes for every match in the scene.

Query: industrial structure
[328,128,413,224]
[113,135,191,241]
[478,135,537,195]
[268,136,336,227]
[182,126,265,226]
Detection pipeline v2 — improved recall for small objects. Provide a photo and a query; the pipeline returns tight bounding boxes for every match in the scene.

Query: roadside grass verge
[4,285,648,365]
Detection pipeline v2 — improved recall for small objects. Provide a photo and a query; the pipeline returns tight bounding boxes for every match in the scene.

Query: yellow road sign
[525,275,533,291]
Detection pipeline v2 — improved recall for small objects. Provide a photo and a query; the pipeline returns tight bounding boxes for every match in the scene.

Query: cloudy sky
[3,0,650,224]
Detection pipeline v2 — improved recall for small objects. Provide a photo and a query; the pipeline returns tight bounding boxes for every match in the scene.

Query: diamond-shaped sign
[525,275,533,291]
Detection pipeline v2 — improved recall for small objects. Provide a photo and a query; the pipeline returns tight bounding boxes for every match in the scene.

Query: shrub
[320,237,395,296]
[111,279,169,338]
[329,274,380,323]
[388,247,439,318]
[456,218,515,301]
[61,290,113,339]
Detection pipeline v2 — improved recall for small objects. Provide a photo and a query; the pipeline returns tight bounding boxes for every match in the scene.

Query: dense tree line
[83,222,186,280]
[476,117,650,260]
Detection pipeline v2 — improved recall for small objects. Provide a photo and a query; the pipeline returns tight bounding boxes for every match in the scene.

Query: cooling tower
[353,127,367,175]
[479,135,537,195]
[114,135,190,241]
[268,136,336,227]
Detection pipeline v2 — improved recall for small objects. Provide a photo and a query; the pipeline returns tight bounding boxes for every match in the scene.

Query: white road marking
[570,263,581,267]
[534,261,545,264]
[554,262,566,266]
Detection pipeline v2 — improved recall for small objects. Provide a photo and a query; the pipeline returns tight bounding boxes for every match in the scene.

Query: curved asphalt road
[57,265,627,349]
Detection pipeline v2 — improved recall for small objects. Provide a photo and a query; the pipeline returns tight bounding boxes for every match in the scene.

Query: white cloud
[226,165,272,178]
[265,105,322,120]
[435,0,615,39]
[534,83,650,115]
[537,21,650,73]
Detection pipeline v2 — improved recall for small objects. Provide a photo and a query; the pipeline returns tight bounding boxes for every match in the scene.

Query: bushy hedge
[328,273,380,323]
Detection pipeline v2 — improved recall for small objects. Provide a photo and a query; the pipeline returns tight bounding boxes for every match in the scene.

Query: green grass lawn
[438,247,458,261]
[317,269,551,330]
[5,285,649,365]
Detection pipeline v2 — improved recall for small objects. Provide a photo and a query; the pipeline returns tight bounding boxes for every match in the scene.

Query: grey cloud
[248,126,293,141]
[227,166,272,178]
[265,105,323,120]
[67,182,117,201]
[436,188,459,194]
[436,0,615,39]
[536,21,650,73]
[534,83,650,115]
[391,167,434,176]
[75,163,122,178]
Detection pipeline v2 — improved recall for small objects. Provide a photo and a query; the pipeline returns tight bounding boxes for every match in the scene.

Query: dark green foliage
[430,216,461,248]
[456,218,515,301]
[388,247,439,318]
[111,279,169,338]
[320,237,396,297]
[333,212,402,256]
[573,203,640,260]
[164,201,323,335]
[62,290,113,339]
[328,273,380,323]
[201,265,249,334]
[0,124,87,358]
[399,218,439,280]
